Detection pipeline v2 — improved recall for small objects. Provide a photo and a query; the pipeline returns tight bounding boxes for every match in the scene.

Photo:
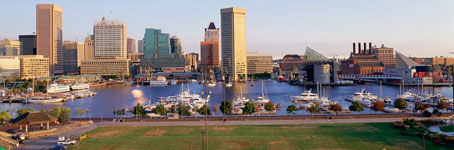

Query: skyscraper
[93,17,127,58]
[138,40,144,53]
[62,41,84,74]
[200,22,220,72]
[19,35,37,55]
[36,4,63,74]
[170,36,182,56]
[127,38,138,54]
[143,28,169,58]
[221,7,247,81]
[84,35,94,60]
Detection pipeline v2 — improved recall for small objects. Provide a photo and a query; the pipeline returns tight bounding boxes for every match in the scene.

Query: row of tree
[0,107,74,125]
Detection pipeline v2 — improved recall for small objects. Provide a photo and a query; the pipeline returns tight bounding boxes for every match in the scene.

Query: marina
[1,80,453,118]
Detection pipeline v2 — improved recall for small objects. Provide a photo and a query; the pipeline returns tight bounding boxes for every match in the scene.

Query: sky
[1,0,454,59]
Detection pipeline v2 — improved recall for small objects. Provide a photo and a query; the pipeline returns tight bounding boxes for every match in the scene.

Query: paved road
[14,117,404,150]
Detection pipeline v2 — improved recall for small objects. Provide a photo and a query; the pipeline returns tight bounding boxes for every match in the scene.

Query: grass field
[71,123,449,150]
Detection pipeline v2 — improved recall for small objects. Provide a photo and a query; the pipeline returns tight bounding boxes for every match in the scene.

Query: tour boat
[291,89,319,101]
[149,76,168,86]
[46,83,70,94]
[70,83,90,91]
[28,96,64,103]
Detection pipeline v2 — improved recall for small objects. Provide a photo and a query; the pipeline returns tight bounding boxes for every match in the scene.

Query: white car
[57,139,76,145]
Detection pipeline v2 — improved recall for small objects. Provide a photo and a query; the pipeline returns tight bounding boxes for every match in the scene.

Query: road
[14,117,403,150]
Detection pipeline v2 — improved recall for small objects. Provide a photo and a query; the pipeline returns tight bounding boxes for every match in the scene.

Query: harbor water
[1,81,453,118]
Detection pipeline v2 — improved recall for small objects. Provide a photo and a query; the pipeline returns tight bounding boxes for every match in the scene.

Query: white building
[93,17,127,58]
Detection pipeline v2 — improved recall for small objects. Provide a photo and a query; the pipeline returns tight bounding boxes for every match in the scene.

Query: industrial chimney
[363,43,367,54]
[358,42,362,54]
[369,42,372,54]
[353,43,356,54]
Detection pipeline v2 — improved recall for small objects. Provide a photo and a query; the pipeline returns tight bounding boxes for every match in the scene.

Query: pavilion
[10,112,57,132]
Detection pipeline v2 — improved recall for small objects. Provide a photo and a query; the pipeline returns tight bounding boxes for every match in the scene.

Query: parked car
[49,145,67,150]
[57,136,76,145]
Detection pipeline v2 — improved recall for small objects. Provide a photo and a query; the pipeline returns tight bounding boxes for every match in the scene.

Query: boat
[291,89,319,101]
[384,107,400,113]
[253,81,270,104]
[207,81,216,87]
[345,89,378,101]
[46,83,70,94]
[225,82,232,87]
[149,76,168,86]
[70,83,90,91]
[278,75,285,82]
[170,79,177,85]
[28,96,64,103]
[397,90,420,102]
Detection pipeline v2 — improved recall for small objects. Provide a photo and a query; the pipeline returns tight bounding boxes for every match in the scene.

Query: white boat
[28,96,64,103]
[346,89,378,101]
[225,82,232,87]
[159,84,210,109]
[314,97,331,107]
[207,81,216,87]
[253,81,270,104]
[291,89,319,101]
[46,83,70,94]
[384,107,400,113]
[149,76,168,86]
[359,99,372,107]
[70,83,90,91]
[398,90,420,102]
[170,79,177,85]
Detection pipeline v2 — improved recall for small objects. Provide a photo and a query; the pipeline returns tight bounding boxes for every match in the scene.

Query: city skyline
[1,0,454,58]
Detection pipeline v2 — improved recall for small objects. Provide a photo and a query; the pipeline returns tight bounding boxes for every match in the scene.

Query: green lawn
[71,123,449,150]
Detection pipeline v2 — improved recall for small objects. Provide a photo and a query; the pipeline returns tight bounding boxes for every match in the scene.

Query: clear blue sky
[1,0,453,58]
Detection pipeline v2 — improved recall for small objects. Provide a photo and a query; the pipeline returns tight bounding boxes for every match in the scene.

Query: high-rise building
[36,4,63,75]
[62,41,84,74]
[19,35,37,55]
[143,28,170,58]
[372,44,396,68]
[84,35,94,60]
[0,39,21,56]
[200,22,220,72]
[221,7,247,81]
[247,52,273,74]
[81,58,130,76]
[185,53,198,72]
[0,55,49,79]
[93,17,127,58]
[127,38,138,54]
[170,36,182,56]
[138,40,144,53]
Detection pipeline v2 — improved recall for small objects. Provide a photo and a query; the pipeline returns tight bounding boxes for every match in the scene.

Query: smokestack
[369,42,372,54]
[353,43,356,54]
[363,43,367,54]
[358,42,362,54]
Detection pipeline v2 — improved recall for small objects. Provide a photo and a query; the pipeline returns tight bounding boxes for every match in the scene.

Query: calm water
[1,81,453,118]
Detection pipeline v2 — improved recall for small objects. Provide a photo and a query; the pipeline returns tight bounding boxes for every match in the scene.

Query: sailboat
[253,80,270,104]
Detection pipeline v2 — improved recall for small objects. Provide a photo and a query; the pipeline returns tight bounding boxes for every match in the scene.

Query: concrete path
[14,117,403,150]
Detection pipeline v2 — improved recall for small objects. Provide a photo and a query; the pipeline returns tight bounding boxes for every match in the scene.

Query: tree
[393,98,407,110]
[177,104,192,116]
[275,103,282,110]
[220,100,233,115]
[0,111,11,124]
[17,108,34,116]
[155,104,167,116]
[328,103,342,115]
[133,103,147,117]
[264,101,275,112]
[437,100,450,112]
[349,101,364,113]
[242,102,255,115]
[287,105,298,114]
[74,107,86,120]
[42,107,71,125]
[414,102,430,112]
[306,103,320,115]
[198,105,211,116]
[371,100,385,112]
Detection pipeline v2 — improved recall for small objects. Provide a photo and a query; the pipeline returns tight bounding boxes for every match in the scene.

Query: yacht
[149,76,168,86]
[225,82,232,87]
[46,83,70,94]
[70,83,90,91]
[314,97,331,107]
[384,107,400,113]
[345,89,377,101]
[253,81,270,104]
[28,96,64,103]
[165,84,210,108]
[398,90,420,102]
[291,89,319,101]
